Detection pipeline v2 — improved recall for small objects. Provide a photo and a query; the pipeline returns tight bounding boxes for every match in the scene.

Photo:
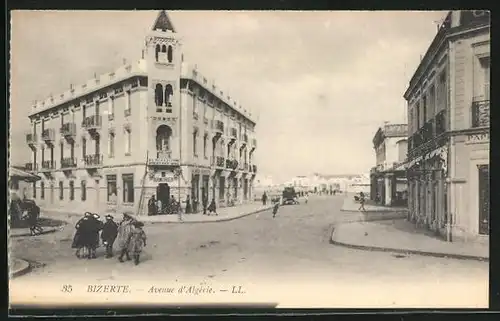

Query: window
[125,129,131,155]
[107,175,117,203]
[155,44,160,62]
[33,182,37,198]
[41,181,45,199]
[108,132,115,158]
[81,180,87,201]
[59,181,64,200]
[125,90,131,115]
[108,97,115,120]
[41,146,45,163]
[69,181,74,201]
[203,134,208,158]
[155,84,164,106]
[167,45,173,63]
[122,174,134,203]
[415,102,420,129]
[422,96,427,123]
[82,138,87,158]
[165,84,173,108]
[481,57,490,100]
[193,130,198,157]
[10,179,19,190]
[60,142,64,164]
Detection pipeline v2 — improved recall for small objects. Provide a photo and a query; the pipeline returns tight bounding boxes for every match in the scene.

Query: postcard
[8,10,490,310]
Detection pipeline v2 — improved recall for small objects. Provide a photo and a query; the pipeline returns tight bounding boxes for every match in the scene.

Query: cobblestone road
[10,195,488,307]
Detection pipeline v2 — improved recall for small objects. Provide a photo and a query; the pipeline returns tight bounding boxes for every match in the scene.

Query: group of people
[148,194,219,216]
[71,212,147,265]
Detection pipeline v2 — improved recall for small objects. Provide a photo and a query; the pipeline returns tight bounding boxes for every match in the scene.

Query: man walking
[358,192,366,211]
[272,199,280,218]
[202,192,208,215]
[262,192,268,206]
[117,213,134,262]
[148,195,157,216]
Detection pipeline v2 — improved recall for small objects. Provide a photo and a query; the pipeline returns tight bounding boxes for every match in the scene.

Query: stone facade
[24,11,258,216]
[404,10,490,242]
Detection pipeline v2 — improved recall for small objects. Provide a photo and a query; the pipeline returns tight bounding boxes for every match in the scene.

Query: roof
[9,167,41,182]
[152,10,176,33]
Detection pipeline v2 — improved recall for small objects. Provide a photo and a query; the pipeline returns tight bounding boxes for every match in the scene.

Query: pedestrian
[156,198,162,215]
[304,193,309,204]
[72,212,92,259]
[101,214,118,258]
[127,221,147,265]
[272,199,280,218]
[207,198,218,216]
[185,195,192,214]
[117,212,134,262]
[148,195,157,216]
[358,192,366,211]
[202,193,208,215]
[262,192,268,206]
[86,213,104,259]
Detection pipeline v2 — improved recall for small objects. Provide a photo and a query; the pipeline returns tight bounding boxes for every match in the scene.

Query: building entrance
[156,183,170,212]
[478,164,489,235]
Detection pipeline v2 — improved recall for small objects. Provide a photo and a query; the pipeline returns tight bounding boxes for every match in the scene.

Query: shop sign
[466,133,489,145]
[151,176,177,183]
[150,116,178,122]
[148,158,180,166]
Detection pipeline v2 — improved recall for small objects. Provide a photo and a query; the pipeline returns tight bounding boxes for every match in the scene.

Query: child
[101,214,118,258]
[127,221,147,265]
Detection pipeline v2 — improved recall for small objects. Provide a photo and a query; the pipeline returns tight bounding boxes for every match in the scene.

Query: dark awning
[9,167,41,182]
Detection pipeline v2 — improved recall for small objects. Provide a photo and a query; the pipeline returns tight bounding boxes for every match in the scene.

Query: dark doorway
[156,183,170,213]
[202,175,210,200]
[478,164,489,235]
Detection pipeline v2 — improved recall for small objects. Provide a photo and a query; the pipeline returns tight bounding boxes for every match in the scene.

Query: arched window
[155,84,164,106]
[167,45,173,63]
[161,45,167,53]
[164,84,173,107]
[156,125,172,153]
[155,44,160,62]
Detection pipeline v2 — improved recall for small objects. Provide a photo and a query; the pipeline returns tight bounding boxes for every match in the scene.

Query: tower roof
[152,10,176,33]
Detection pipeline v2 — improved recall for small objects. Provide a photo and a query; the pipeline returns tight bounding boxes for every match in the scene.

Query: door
[156,183,170,210]
[244,179,248,200]
[478,164,489,235]
[50,182,54,205]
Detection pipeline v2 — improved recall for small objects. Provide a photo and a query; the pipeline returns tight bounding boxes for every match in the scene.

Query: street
[10,195,488,307]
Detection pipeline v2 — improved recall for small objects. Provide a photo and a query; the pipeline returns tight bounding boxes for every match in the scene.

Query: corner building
[24,11,258,215]
[404,10,489,242]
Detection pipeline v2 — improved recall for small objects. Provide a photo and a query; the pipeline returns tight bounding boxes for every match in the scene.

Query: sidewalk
[140,202,273,224]
[10,258,31,278]
[331,218,489,261]
[341,194,408,213]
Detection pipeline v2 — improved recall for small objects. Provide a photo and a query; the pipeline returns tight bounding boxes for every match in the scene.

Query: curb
[10,226,63,238]
[329,226,489,262]
[10,259,31,278]
[147,206,273,224]
[340,209,409,213]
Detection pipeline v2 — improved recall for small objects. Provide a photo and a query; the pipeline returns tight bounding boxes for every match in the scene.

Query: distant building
[404,10,490,242]
[369,123,409,206]
[23,11,258,215]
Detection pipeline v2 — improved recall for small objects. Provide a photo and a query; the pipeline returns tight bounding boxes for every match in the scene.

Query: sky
[10,10,447,184]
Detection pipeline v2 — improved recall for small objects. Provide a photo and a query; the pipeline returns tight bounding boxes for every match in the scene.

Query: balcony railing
[214,120,224,134]
[60,123,77,137]
[252,138,257,148]
[230,128,237,139]
[61,157,77,169]
[252,165,257,173]
[25,163,38,172]
[242,134,248,143]
[435,110,446,136]
[421,119,434,144]
[82,115,102,130]
[41,160,56,171]
[472,100,490,128]
[216,156,225,167]
[148,150,180,166]
[84,154,103,168]
[41,129,55,142]
[26,133,37,145]
[226,159,238,170]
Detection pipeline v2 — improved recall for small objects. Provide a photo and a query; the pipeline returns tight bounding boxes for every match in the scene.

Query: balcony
[148,150,180,166]
[242,134,248,143]
[212,156,225,168]
[226,159,238,170]
[61,157,77,169]
[229,128,237,140]
[84,154,103,168]
[60,123,76,139]
[25,162,38,172]
[252,165,257,173]
[41,129,55,143]
[82,115,102,132]
[472,100,490,128]
[214,120,224,135]
[26,133,37,147]
[40,160,56,171]
[421,119,435,144]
